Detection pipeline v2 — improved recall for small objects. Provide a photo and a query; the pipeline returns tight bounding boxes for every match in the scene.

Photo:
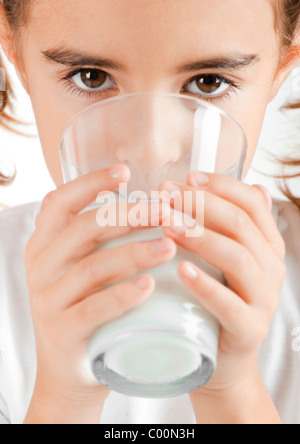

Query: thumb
[252,184,273,212]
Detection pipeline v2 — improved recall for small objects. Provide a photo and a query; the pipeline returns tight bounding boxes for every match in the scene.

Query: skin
[0,0,299,424]
[2,0,297,182]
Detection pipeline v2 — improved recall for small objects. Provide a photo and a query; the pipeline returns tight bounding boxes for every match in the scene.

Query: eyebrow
[177,54,261,73]
[42,46,261,73]
[42,47,127,71]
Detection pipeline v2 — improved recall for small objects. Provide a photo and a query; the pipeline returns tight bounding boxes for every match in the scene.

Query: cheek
[241,101,270,178]
[27,69,98,186]
[30,92,67,187]
[224,87,273,179]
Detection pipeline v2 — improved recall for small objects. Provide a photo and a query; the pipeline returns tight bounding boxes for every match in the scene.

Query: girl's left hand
[158,172,286,392]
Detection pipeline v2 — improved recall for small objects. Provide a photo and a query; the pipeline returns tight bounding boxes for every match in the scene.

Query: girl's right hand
[24,165,176,423]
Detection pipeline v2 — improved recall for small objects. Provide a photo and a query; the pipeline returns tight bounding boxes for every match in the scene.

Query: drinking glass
[59,92,247,398]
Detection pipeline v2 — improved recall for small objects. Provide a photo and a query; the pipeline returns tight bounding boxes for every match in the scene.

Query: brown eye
[71,69,116,93]
[183,74,231,98]
[80,69,106,88]
[196,75,223,94]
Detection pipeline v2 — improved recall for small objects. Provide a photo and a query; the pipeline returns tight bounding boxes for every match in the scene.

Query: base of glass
[90,330,215,398]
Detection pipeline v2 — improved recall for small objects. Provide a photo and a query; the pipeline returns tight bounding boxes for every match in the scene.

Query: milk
[88,216,222,397]
[59,91,247,398]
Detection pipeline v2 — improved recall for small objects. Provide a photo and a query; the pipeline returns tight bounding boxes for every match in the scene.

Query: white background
[0,55,300,209]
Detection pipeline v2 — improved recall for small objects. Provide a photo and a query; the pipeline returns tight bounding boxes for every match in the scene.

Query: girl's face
[2,0,297,185]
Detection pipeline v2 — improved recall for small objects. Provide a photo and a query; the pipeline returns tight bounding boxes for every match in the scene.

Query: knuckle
[249,312,269,343]
[79,254,97,279]
[252,186,267,208]
[47,188,71,219]
[111,285,129,315]
[223,296,243,321]
[130,242,148,272]
[201,276,217,301]
[71,214,86,233]
[49,188,61,206]
[196,227,208,246]
[111,280,145,316]
[236,246,253,269]
[74,300,95,325]
[233,209,250,236]
[78,288,125,327]
[41,190,55,209]
[227,246,259,285]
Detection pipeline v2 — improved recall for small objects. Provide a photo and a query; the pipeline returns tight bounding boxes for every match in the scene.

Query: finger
[177,261,249,336]
[26,165,131,265]
[64,274,156,340]
[40,237,176,310]
[161,172,285,260]
[252,184,273,212]
[158,183,281,283]
[163,215,273,307]
[29,199,171,288]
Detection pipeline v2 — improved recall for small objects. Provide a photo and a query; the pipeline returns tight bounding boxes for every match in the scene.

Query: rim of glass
[59,91,248,154]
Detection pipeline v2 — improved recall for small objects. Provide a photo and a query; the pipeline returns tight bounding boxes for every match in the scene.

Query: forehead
[27,0,277,64]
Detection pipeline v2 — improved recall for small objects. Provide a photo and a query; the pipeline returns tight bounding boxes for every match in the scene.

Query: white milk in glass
[88,204,222,398]
[59,93,247,398]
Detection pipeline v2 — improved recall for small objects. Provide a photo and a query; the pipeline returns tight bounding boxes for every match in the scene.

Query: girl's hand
[24,165,176,423]
[159,172,286,393]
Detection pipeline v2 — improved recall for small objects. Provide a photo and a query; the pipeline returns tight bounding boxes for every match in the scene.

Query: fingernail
[182,262,198,280]
[108,165,130,180]
[133,276,151,291]
[192,172,209,187]
[151,238,174,254]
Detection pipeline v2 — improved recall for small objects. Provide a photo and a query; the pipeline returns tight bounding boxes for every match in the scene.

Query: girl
[0,0,299,424]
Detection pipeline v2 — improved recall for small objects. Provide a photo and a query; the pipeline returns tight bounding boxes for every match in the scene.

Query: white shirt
[0,199,299,424]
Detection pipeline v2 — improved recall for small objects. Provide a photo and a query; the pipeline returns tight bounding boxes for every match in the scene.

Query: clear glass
[59,92,247,398]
